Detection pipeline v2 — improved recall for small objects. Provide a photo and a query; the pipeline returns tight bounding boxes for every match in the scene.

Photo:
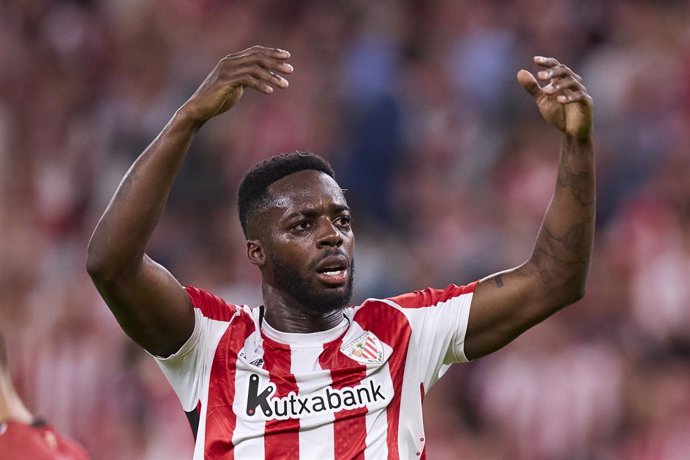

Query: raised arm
[465,56,595,360]
[86,46,293,357]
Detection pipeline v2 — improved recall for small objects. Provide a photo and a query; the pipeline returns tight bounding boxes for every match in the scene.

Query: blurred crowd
[1,0,689,458]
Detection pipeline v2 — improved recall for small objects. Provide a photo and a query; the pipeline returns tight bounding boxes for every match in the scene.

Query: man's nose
[316,220,343,248]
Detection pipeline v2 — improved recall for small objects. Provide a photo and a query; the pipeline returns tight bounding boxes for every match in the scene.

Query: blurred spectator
[0,331,89,459]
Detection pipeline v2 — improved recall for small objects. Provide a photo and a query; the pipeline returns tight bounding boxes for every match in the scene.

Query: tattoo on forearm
[534,241,588,267]
[536,219,593,267]
[529,140,595,284]
[557,154,594,207]
[546,221,587,251]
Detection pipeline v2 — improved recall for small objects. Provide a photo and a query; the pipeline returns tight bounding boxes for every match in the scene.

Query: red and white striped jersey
[155,282,476,459]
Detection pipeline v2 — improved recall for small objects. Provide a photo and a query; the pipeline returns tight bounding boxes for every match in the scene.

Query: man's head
[238,151,336,237]
[237,152,354,315]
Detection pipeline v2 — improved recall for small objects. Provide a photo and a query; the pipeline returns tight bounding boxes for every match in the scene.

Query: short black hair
[237,151,336,237]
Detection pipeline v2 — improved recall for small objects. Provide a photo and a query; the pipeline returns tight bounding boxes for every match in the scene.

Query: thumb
[516,69,541,98]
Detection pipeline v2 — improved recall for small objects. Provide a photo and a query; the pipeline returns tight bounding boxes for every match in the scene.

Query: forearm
[464,58,595,360]
[530,134,595,302]
[87,110,198,279]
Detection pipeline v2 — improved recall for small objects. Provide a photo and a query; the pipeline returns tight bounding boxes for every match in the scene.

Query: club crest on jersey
[340,331,384,365]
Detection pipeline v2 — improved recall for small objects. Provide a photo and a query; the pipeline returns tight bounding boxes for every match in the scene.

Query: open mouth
[315,256,349,286]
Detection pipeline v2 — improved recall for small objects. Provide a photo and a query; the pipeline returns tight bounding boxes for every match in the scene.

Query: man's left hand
[517,56,593,140]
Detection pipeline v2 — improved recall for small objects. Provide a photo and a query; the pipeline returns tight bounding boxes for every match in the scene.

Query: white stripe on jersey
[291,348,335,459]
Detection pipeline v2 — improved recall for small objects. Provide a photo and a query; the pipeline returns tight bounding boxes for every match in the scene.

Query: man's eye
[292,221,311,231]
[336,216,352,228]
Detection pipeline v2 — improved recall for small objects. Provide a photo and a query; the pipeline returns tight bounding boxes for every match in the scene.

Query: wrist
[564,131,593,144]
[562,133,595,161]
[174,105,207,133]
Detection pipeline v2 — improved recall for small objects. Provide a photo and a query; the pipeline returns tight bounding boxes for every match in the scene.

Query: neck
[261,284,345,333]
[0,372,33,424]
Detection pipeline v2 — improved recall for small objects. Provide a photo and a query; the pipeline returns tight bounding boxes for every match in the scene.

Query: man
[0,332,90,458]
[87,46,594,458]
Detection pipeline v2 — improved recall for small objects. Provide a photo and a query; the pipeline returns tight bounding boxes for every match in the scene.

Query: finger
[256,56,294,75]
[538,65,583,83]
[237,74,275,94]
[235,45,291,60]
[228,52,294,76]
[220,59,292,89]
[516,69,541,97]
[270,61,294,74]
[234,63,293,92]
[269,71,289,88]
[245,47,293,71]
[557,88,592,105]
[244,65,290,89]
[533,55,561,68]
[242,46,292,64]
[556,65,583,82]
[228,64,289,88]
[542,76,586,95]
[224,48,293,76]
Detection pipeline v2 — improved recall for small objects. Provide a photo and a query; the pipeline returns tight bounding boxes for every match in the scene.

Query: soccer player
[86,46,594,458]
[0,332,90,458]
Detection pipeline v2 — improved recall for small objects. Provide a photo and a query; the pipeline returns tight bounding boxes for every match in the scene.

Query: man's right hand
[179,46,293,127]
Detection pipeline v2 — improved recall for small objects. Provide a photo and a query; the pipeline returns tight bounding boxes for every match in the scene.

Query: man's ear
[247,240,266,266]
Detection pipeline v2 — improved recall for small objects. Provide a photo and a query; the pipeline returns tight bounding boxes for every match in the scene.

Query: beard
[270,253,354,315]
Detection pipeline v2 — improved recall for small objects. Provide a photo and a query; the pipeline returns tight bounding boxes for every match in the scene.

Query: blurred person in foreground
[86,46,595,458]
[0,332,89,459]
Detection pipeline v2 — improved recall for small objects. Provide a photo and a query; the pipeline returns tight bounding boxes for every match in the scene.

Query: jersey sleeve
[152,286,237,411]
[387,281,477,390]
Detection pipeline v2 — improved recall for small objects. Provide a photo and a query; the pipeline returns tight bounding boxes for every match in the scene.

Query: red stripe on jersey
[203,311,255,458]
[387,282,477,310]
[354,301,413,460]
[319,337,368,460]
[262,335,300,459]
[186,286,237,321]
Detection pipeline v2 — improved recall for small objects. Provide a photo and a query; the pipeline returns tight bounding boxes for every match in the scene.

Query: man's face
[253,170,355,315]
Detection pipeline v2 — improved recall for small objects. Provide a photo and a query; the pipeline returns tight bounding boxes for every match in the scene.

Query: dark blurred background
[1,0,689,458]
